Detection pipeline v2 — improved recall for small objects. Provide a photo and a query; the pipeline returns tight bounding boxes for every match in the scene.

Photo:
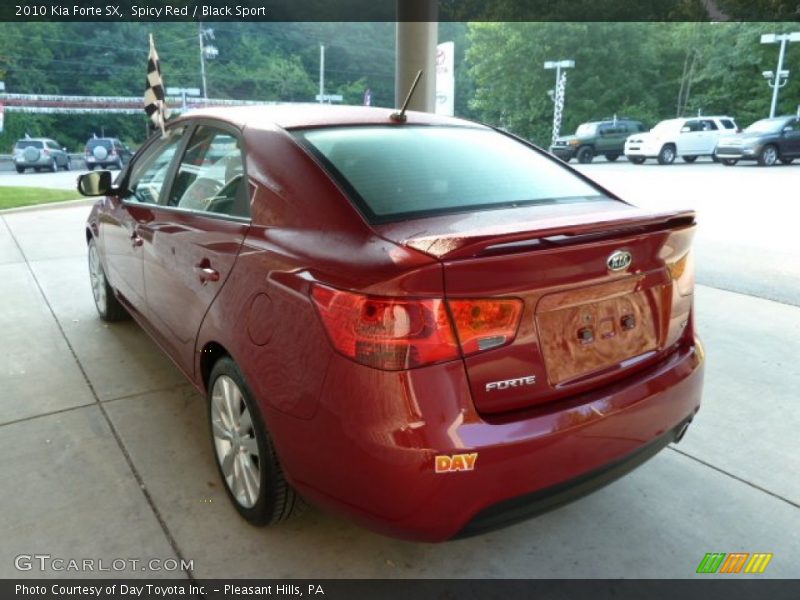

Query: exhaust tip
[673,419,692,443]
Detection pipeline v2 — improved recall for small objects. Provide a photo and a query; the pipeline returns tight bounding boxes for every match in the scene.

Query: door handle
[194,262,220,283]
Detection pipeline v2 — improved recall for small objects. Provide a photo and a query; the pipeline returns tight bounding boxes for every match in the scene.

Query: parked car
[13,137,71,173]
[84,137,133,170]
[624,116,738,164]
[79,105,704,542]
[550,118,646,163]
[715,115,800,166]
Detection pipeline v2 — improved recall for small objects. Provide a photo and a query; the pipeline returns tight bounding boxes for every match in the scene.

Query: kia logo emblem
[607,250,632,272]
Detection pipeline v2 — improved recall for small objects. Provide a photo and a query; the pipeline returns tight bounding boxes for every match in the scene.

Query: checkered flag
[144,34,170,135]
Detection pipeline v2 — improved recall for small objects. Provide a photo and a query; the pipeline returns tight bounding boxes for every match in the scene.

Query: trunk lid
[374,200,696,414]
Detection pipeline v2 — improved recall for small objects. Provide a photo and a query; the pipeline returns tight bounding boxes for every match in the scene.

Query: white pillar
[395,1,437,112]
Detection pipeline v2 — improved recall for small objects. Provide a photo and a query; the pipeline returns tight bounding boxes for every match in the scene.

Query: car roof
[87,137,119,142]
[16,137,53,142]
[175,103,485,131]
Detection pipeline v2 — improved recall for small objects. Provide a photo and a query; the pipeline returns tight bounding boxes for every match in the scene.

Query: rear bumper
[455,415,690,538]
[270,338,704,542]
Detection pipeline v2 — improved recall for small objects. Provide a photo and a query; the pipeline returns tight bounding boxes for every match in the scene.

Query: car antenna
[391,70,423,123]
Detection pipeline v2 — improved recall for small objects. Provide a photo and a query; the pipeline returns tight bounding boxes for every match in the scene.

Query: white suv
[624,116,738,165]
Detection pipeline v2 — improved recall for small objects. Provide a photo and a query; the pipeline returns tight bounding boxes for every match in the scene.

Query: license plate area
[536,278,662,386]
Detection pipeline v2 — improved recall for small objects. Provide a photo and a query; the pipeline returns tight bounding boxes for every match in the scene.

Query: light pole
[544,60,574,145]
[761,32,800,117]
[198,25,218,100]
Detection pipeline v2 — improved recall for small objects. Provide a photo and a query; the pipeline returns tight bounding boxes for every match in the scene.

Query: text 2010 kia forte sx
[79,105,704,542]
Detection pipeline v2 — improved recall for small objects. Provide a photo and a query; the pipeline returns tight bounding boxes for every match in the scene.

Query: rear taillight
[42,148,50,155]
[311,285,524,370]
[447,299,523,355]
[110,148,117,156]
[311,285,460,370]
[84,147,90,155]
[668,251,694,297]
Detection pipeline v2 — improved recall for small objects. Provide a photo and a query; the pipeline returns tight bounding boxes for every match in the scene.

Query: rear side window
[296,126,606,223]
[720,119,736,130]
[166,126,249,219]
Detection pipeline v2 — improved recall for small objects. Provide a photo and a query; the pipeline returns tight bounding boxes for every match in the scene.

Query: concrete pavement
[1,175,798,578]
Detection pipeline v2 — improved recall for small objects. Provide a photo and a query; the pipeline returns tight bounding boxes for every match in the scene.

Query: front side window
[165,126,249,219]
[296,126,606,223]
[127,128,185,204]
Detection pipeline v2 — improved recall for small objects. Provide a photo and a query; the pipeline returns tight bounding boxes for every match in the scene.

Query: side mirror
[77,170,113,197]
[782,126,793,134]
[680,126,691,133]
[62,147,68,152]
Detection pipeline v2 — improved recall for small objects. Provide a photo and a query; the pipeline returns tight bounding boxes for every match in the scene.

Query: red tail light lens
[447,299,523,355]
[311,285,460,370]
[42,148,50,155]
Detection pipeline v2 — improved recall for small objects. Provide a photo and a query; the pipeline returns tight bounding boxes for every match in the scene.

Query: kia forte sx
[79,105,704,542]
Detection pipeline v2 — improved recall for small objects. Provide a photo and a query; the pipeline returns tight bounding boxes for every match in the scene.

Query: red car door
[138,123,251,377]
[100,130,186,314]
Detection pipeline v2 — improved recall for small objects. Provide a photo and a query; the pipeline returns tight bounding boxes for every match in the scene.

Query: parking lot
[1,160,798,579]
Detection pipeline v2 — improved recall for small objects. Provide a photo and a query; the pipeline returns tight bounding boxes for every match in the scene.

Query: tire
[711,155,720,163]
[208,356,305,526]
[116,158,124,170]
[87,164,95,171]
[681,155,697,163]
[604,154,620,162]
[780,158,794,165]
[657,144,676,165]
[758,144,778,167]
[627,156,646,165]
[88,238,129,322]
[63,158,71,171]
[721,159,738,166]
[15,166,24,174]
[49,158,58,173]
[576,146,594,164]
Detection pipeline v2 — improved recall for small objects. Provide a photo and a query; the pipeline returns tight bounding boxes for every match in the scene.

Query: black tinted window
[297,126,605,222]
[15,140,43,149]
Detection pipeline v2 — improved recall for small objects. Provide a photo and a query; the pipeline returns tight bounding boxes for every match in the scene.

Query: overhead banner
[435,42,455,117]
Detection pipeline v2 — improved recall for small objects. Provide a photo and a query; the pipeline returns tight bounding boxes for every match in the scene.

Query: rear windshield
[87,139,113,149]
[295,126,605,222]
[15,141,44,149]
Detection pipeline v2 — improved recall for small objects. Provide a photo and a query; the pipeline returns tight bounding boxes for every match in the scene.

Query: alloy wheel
[211,375,261,509]
[88,244,107,314]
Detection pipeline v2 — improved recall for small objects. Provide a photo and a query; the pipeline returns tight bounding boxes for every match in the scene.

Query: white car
[624,116,738,164]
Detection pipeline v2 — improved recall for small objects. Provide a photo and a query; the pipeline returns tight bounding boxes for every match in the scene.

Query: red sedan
[79,105,704,542]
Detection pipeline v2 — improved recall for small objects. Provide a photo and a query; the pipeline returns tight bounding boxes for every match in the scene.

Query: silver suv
[14,138,71,173]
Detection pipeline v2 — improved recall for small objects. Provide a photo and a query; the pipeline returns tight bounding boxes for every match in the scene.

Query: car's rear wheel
[780,157,794,165]
[657,144,676,165]
[681,155,697,163]
[15,166,24,174]
[627,156,646,165]
[604,153,619,162]
[722,159,738,166]
[208,357,304,526]
[576,146,594,164]
[63,158,71,171]
[49,158,58,173]
[88,238,128,322]
[758,144,778,167]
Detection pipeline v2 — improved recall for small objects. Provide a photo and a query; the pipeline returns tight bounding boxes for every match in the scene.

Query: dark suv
[84,137,133,170]
[550,118,646,163]
[715,116,800,166]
